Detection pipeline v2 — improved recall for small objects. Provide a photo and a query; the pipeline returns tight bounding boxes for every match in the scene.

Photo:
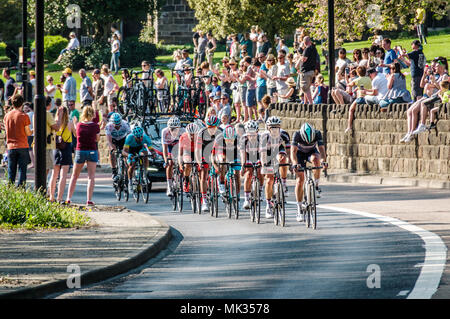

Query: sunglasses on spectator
[212,79,218,82]
[278,55,285,58]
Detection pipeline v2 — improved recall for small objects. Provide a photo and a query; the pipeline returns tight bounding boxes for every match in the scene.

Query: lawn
[1,33,448,105]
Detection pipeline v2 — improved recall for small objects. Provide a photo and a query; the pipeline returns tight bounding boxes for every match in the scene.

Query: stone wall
[155,0,197,45]
[270,103,450,181]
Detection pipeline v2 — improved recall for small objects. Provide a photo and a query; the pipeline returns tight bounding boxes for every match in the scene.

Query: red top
[3,109,31,150]
[76,122,100,151]
[179,132,196,155]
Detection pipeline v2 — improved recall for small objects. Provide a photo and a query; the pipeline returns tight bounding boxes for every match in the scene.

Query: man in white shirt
[363,68,388,105]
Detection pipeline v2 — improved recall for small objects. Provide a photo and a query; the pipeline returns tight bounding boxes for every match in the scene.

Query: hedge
[32,35,68,62]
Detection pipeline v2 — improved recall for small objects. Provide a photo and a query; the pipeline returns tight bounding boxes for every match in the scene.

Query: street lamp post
[327,0,335,104]
[21,0,28,101]
[34,0,46,192]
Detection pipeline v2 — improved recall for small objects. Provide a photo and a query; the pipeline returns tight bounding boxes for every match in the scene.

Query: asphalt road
[49,177,443,299]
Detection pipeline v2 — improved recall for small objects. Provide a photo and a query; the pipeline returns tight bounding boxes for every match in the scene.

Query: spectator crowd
[0,24,449,205]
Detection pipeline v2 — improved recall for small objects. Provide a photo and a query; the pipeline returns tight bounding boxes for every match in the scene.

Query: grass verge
[0,182,91,230]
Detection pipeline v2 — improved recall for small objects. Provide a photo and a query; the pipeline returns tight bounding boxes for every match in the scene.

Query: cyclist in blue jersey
[123,126,154,191]
[105,113,131,182]
[290,122,328,222]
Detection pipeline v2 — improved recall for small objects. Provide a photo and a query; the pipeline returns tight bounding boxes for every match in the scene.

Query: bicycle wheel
[310,182,317,229]
[279,181,286,227]
[210,176,218,218]
[254,179,261,224]
[226,179,232,219]
[194,174,202,214]
[178,174,184,213]
[305,181,313,228]
[171,170,178,211]
[232,175,239,220]
[274,181,280,226]
[143,168,151,204]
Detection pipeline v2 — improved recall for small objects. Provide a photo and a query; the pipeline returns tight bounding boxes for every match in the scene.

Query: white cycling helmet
[167,116,181,128]
[186,123,198,134]
[245,120,259,134]
[266,116,281,127]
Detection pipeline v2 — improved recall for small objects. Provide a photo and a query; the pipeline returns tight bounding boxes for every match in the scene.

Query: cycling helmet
[266,116,281,127]
[299,122,315,144]
[186,123,198,134]
[133,126,144,138]
[167,116,181,128]
[206,115,220,127]
[194,118,206,130]
[223,125,236,140]
[110,113,122,125]
[245,120,259,133]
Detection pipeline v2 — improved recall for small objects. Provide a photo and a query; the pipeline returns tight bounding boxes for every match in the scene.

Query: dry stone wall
[270,103,450,181]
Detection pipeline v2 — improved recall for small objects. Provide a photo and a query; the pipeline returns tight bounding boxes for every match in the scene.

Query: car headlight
[147,167,159,172]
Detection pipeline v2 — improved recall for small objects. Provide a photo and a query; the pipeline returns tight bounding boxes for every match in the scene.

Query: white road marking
[310,204,447,300]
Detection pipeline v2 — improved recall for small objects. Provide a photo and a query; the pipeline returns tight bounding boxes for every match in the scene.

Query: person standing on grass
[3,94,32,187]
[101,66,120,113]
[110,33,120,75]
[79,69,94,108]
[59,68,77,110]
[66,106,100,206]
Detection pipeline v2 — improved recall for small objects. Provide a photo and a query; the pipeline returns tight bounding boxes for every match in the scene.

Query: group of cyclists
[104,109,328,223]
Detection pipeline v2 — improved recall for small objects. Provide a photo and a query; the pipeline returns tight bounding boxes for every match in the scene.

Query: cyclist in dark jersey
[260,116,291,218]
[195,115,222,212]
[239,120,264,210]
[290,122,328,222]
[211,125,241,196]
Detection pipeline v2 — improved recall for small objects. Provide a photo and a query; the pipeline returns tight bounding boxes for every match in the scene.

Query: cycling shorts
[296,148,320,169]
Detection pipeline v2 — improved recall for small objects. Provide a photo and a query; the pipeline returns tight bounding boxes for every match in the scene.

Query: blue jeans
[110,52,120,73]
[7,148,30,187]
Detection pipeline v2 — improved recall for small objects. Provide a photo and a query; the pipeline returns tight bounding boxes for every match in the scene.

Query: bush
[120,36,158,67]
[32,35,69,62]
[0,183,90,229]
[0,42,6,57]
[57,38,158,71]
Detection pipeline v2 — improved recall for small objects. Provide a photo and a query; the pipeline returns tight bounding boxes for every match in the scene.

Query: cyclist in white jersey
[105,113,131,181]
[161,116,185,196]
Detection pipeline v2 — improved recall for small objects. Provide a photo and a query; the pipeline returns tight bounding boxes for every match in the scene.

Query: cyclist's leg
[243,166,253,208]
[199,163,209,208]
[310,151,322,196]
[277,152,289,191]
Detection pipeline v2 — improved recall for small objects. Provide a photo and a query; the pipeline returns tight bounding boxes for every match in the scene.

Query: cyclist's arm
[162,143,169,163]
[106,134,115,149]
[122,145,130,157]
[290,144,299,166]
[318,145,327,166]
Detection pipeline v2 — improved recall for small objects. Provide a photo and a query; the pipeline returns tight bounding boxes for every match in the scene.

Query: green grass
[0,182,90,230]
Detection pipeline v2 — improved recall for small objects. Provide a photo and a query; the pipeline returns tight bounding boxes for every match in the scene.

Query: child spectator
[428,80,450,130]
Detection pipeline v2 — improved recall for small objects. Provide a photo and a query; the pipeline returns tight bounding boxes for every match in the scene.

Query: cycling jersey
[239,133,260,163]
[161,127,186,147]
[212,133,240,162]
[291,129,324,153]
[260,129,290,155]
[179,132,196,161]
[105,120,131,141]
[124,133,152,154]
[161,127,185,156]
[195,127,223,162]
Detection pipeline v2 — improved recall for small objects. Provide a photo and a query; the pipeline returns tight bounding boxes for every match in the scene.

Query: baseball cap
[64,67,72,74]
[367,68,377,75]
[221,93,229,99]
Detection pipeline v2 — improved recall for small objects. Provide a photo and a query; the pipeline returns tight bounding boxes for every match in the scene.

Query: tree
[187,0,301,43]
[0,0,21,42]
[27,0,163,39]
[296,0,450,45]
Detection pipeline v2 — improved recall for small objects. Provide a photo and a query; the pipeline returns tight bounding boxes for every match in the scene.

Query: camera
[47,133,53,145]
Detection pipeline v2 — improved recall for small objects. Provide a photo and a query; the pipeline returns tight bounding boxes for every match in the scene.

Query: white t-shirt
[336,58,351,72]
[102,74,116,96]
[276,61,290,92]
[68,38,80,50]
[371,74,388,99]
[111,39,120,53]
